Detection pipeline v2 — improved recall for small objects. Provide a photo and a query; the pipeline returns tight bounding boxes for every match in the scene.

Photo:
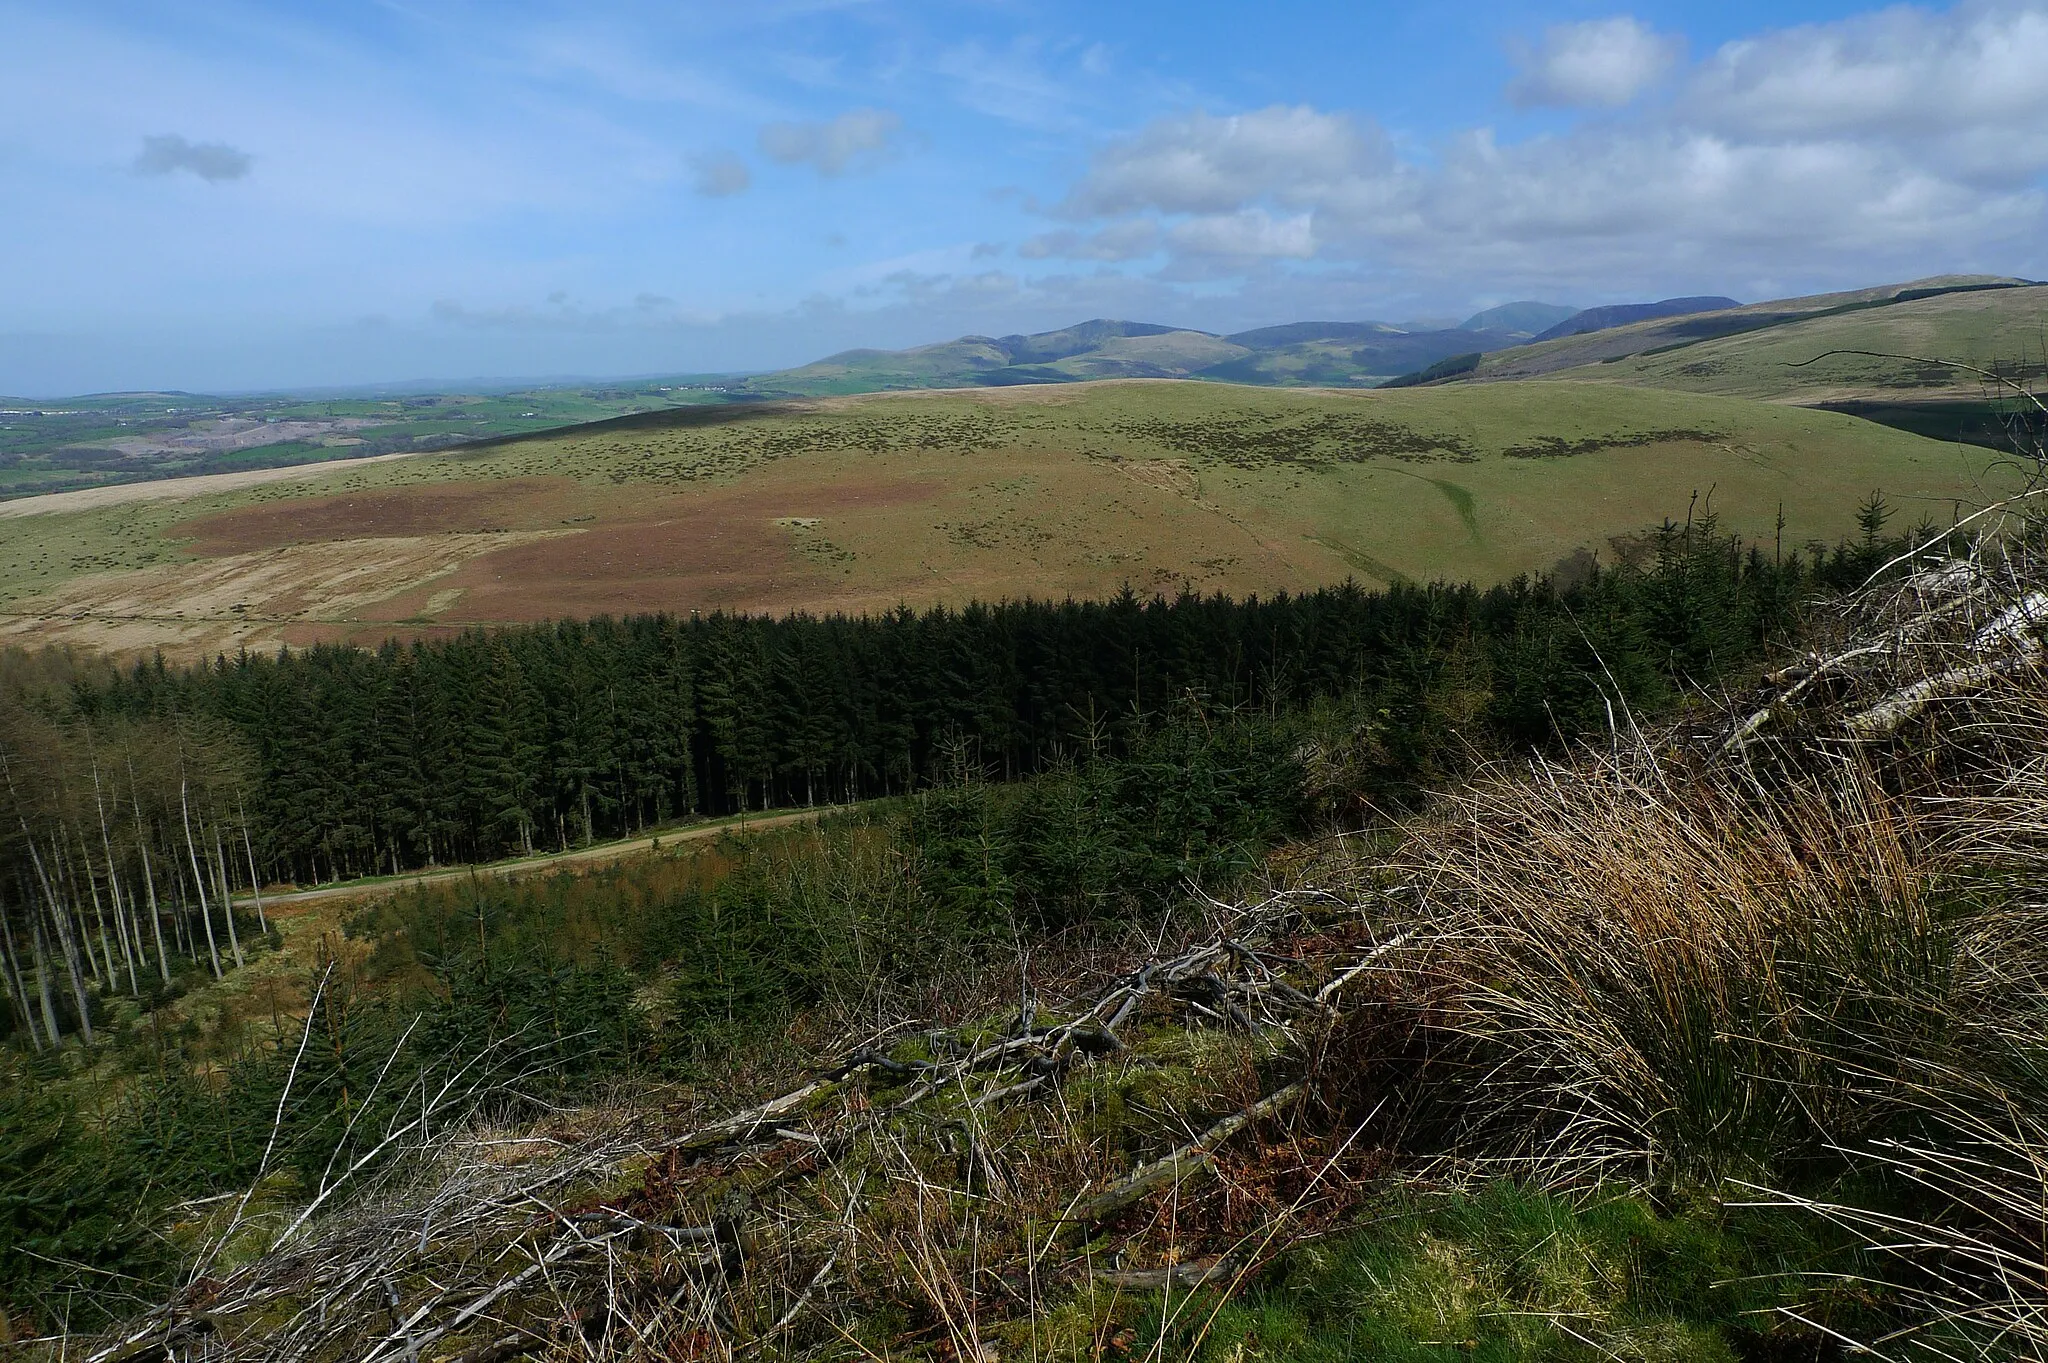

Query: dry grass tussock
[1367,528,2048,1357]
[58,528,2048,1362]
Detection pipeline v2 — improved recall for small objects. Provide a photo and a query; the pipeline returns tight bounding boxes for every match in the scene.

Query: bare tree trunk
[181,778,224,979]
[49,832,102,990]
[25,834,93,1044]
[127,901,149,988]
[71,822,120,990]
[171,874,192,959]
[27,907,60,1045]
[49,896,94,1044]
[106,841,138,996]
[0,896,42,1051]
[237,792,268,934]
[212,825,246,970]
[129,762,171,983]
[92,757,140,993]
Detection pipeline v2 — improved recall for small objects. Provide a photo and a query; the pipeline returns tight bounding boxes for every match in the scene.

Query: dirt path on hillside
[0,450,430,518]
[238,806,841,911]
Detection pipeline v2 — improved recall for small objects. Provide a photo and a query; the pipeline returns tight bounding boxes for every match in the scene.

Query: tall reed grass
[1358,538,2048,1356]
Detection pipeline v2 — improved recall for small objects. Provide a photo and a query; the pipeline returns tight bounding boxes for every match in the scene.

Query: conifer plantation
[43,514,1878,888]
[0,509,1910,1295]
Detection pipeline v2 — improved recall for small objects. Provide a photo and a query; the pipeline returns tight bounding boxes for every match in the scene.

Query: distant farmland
[0,379,2013,662]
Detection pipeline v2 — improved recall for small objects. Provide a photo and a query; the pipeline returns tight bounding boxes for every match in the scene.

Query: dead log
[1069,1083,1304,1226]
[1845,647,2044,737]
[452,1333,545,1363]
[675,1079,837,1153]
[1098,1257,1238,1291]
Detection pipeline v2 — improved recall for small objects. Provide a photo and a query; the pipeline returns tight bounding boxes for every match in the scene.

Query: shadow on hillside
[460,396,803,452]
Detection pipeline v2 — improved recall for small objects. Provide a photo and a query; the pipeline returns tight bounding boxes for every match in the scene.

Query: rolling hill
[9,277,2029,512]
[0,378,2009,664]
[1460,300,1580,337]
[728,315,1550,395]
[1453,275,2036,384]
[1531,295,1741,341]
[1546,280,2048,405]
[716,277,2033,400]
[1434,276,2046,454]
[0,273,2034,666]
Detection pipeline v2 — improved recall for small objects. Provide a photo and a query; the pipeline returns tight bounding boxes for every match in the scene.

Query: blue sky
[2,0,2044,394]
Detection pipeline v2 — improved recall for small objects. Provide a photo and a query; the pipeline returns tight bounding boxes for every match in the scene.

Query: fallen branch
[1314,934,1413,1005]
[674,1078,837,1153]
[1069,1083,1305,1226]
[1099,1258,1238,1291]
[453,1331,547,1363]
[1846,646,2044,738]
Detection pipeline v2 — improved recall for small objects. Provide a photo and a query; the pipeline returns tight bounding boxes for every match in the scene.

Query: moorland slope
[1551,280,2048,404]
[1529,294,1740,341]
[734,317,1533,394]
[1458,274,2037,386]
[0,379,2009,663]
[9,276,2030,508]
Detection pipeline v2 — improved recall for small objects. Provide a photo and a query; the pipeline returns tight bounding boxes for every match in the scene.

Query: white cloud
[1018,219,1160,261]
[758,108,903,176]
[132,133,251,182]
[1169,210,1315,260]
[428,291,724,333]
[1060,106,1389,217]
[510,25,771,116]
[933,39,1085,128]
[1688,1,2048,160]
[1509,17,1681,109]
[691,152,751,197]
[1034,3,2048,295]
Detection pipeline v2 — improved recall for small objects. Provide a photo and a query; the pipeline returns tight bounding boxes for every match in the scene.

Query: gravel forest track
[234,805,847,910]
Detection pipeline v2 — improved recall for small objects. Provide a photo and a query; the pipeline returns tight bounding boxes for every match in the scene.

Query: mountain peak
[1458,302,1579,337]
[1534,296,1743,343]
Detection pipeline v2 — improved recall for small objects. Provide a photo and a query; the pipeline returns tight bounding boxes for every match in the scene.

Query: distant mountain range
[9,275,2035,506]
[1462,302,1581,335]
[1531,297,1743,342]
[727,296,1780,397]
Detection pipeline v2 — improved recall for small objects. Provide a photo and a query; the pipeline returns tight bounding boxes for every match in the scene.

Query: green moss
[1124,1182,1883,1362]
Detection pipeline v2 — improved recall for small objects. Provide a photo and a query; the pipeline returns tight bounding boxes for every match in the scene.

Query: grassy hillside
[1530,294,1739,342]
[9,278,2026,506]
[0,379,2011,663]
[735,319,1523,395]
[1552,281,2048,403]
[1459,274,2033,384]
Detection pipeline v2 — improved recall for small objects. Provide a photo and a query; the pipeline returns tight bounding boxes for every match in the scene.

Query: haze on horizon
[2,0,2044,397]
